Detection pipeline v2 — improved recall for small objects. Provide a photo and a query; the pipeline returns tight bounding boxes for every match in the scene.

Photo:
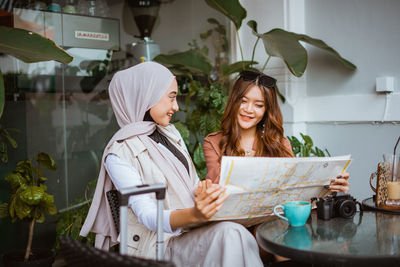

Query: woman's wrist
[170,207,204,230]
[189,206,207,223]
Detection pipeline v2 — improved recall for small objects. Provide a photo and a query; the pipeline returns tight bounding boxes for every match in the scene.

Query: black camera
[311,192,361,220]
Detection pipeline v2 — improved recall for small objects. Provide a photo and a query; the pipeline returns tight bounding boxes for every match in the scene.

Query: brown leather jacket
[203,131,293,183]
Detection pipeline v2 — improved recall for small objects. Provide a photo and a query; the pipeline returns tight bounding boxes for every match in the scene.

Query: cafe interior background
[0,0,399,255]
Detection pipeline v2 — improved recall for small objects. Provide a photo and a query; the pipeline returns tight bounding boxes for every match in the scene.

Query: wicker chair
[106,189,121,233]
[59,236,175,267]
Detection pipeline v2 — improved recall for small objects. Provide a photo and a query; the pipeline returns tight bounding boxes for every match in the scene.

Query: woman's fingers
[205,187,225,203]
[194,180,204,196]
[195,180,211,198]
[329,173,350,193]
[202,192,229,218]
[330,176,350,193]
[206,179,212,189]
[194,187,228,220]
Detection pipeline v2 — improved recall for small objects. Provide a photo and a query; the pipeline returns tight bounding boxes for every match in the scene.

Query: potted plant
[0,152,57,267]
[154,0,356,178]
[0,23,72,266]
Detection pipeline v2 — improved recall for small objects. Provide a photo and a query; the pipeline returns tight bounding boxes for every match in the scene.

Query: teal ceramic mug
[273,201,311,227]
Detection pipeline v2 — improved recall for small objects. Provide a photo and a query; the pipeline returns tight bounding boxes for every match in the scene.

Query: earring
[261,123,265,135]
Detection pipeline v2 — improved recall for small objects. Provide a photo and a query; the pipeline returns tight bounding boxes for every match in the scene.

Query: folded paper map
[210,155,351,225]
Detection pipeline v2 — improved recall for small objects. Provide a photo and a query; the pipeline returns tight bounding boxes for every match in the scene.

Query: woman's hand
[329,172,350,193]
[193,179,228,222]
[169,179,229,230]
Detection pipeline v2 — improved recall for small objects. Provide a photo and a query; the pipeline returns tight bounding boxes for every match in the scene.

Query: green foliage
[0,152,57,222]
[0,26,73,64]
[252,28,356,77]
[204,0,247,30]
[205,2,356,76]
[287,133,331,157]
[174,81,228,179]
[54,180,97,251]
[0,124,19,163]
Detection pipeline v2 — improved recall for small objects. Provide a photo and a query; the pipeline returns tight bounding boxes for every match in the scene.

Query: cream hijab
[80,62,195,249]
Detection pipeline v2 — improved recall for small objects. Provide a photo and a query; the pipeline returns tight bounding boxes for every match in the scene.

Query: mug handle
[369,172,376,193]
[273,205,288,221]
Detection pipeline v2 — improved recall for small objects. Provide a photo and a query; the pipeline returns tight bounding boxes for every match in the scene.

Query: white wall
[242,0,400,200]
[304,0,400,200]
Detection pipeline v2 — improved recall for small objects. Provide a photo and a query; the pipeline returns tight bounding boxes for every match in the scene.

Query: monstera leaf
[204,0,246,30]
[154,50,212,75]
[248,25,356,77]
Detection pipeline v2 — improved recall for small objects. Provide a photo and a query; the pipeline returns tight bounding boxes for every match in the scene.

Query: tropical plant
[55,179,97,251]
[174,80,228,178]
[156,0,351,177]
[287,133,331,157]
[0,152,57,261]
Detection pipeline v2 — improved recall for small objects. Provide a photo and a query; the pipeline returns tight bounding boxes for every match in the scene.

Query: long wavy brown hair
[219,74,293,158]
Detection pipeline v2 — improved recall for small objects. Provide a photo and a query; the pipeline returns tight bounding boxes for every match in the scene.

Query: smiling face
[237,85,266,132]
[150,79,179,126]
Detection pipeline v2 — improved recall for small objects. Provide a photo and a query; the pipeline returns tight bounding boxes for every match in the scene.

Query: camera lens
[338,200,356,219]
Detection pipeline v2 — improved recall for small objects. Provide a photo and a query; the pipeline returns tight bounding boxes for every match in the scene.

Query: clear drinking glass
[383,154,400,205]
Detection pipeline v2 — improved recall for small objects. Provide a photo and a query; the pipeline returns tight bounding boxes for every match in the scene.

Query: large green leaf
[221,60,258,76]
[14,195,32,220]
[19,186,45,205]
[0,26,73,64]
[204,0,247,30]
[5,173,27,191]
[154,50,212,75]
[256,28,356,77]
[193,144,206,170]
[0,70,4,118]
[258,28,308,77]
[40,194,57,216]
[293,33,357,70]
[36,152,57,170]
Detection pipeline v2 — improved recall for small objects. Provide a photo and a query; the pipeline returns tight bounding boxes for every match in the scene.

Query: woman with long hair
[203,70,350,265]
[203,70,349,190]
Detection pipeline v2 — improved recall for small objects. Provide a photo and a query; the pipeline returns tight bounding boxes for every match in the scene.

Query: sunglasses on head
[240,70,277,88]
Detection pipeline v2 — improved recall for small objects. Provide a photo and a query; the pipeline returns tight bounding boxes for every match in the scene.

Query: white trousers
[165,221,263,267]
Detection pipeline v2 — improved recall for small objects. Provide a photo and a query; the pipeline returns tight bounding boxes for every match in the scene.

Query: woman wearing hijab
[80,62,263,266]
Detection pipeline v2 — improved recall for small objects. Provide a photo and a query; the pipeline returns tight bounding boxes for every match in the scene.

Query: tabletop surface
[256,211,400,266]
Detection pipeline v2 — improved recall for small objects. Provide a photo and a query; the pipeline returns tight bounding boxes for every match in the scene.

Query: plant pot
[2,248,54,267]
